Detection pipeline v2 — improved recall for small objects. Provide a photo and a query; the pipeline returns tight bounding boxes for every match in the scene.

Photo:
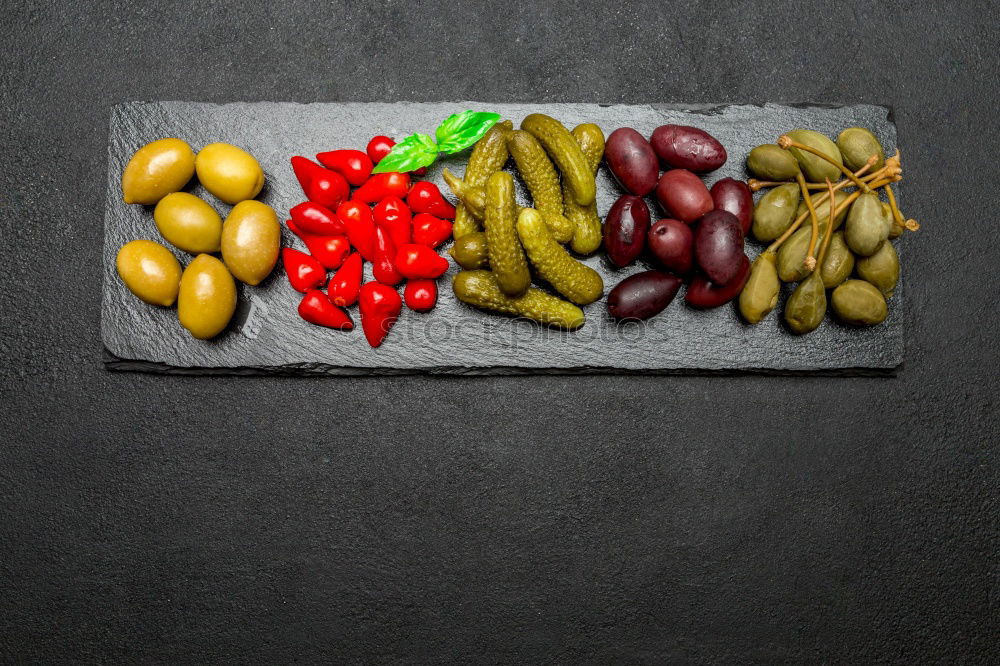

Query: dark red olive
[655,169,713,224]
[710,177,753,234]
[603,194,650,267]
[607,270,682,320]
[647,218,693,274]
[685,255,751,309]
[650,125,727,173]
[694,210,745,285]
[605,128,659,196]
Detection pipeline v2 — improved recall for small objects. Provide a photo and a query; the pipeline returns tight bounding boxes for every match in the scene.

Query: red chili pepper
[291,156,350,209]
[395,243,449,279]
[410,213,453,248]
[372,196,412,247]
[354,172,410,204]
[298,290,354,330]
[372,226,403,286]
[404,278,438,312]
[289,201,345,236]
[359,282,401,348]
[315,149,374,187]
[285,219,350,270]
[366,135,396,164]
[407,181,456,219]
[282,247,326,293]
[328,252,363,307]
[336,201,377,262]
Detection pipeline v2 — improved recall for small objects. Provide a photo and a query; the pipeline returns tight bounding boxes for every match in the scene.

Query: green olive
[795,189,852,231]
[777,224,826,283]
[177,254,237,339]
[819,231,854,289]
[739,252,780,324]
[836,127,885,173]
[121,138,195,205]
[831,279,888,326]
[116,240,182,306]
[195,142,265,204]
[784,272,827,335]
[746,144,800,181]
[752,183,800,242]
[153,192,223,253]
[785,129,843,183]
[855,240,899,296]
[221,200,280,285]
[845,192,888,257]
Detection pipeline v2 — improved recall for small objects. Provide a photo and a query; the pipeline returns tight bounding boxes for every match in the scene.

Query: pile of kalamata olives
[602,125,753,320]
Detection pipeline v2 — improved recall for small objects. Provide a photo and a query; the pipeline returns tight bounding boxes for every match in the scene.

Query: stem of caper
[749,155,878,192]
[815,178,837,267]
[795,171,822,271]
[884,182,920,234]
[778,135,872,192]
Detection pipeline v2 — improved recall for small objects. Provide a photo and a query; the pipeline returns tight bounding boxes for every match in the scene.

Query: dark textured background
[1,1,997,662]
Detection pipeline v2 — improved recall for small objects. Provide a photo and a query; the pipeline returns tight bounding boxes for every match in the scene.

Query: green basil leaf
[370,133,439,174]
[435,111,501,154]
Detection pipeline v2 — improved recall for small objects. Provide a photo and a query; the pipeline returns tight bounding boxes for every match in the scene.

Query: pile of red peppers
[283,136,455,348]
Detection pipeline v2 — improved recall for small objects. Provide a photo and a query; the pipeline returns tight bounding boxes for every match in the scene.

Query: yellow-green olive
[221,200,280,285]
[177,254,237,340]
[785,129,843,183]
[784,272,827,335]
[831,279,888,326]
[820,231,854,289]
[116,240,182,306]
[855,240,899,296]
[195,142,265,204]
[836,127,885,173]
[153,192,223,254]
[845,192,888,257]
[739,251,780,324]
[752,183,800,242]
[777,224,826,283]
[746,144,800,181]
[121,138,195,205]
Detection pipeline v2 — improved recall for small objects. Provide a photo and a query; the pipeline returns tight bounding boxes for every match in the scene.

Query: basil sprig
[371,110,500,174]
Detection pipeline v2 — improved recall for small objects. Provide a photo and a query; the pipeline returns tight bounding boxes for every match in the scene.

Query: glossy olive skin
[710,178,752,234]
[694,210,745,285]
[752,183,800,242]
[603,195,650,267]
[221,200,281,285]
[605,128,659,196]
[785,129,843,183]
[777,225,825,283]
[739,251,780,324]
[831,279,888,326]
[784,272,827,335]
[121,138,195,205]
[685,255,751,309]
[655,169,713,224]
[845,192,888,257]
[195,142,265,205]
[855,240,899,296]
[153,192,223,253]
[836,127,885,172]
[177,254,237,339]
[607,271,682,320]
[650,125,727,173]
[647,218,693,274]
[116,239,182,306]
[820,231,854,288]
[745,144,800,181]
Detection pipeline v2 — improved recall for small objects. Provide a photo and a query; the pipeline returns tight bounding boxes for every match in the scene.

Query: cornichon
[453,270,585,330]
[515,208,603,305]
[521,113,596,206]
[442,168,486,219]
[506,129,575,242]
[449,231,489,270]
[452,120,512,239]
[565,123,605,255]
[484,172,530,296]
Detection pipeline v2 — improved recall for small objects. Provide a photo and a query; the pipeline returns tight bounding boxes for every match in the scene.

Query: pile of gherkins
[739,128,917,333]
[443,114,605,330]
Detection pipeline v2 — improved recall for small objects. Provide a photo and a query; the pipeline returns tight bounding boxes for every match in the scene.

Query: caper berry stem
[815,179,837,266]
[884,182,919,234]
[795,171,822,271]
[778,135,872,193]
[749,155,878,193]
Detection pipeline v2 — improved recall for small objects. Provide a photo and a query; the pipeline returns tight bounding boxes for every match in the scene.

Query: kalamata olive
[649,125,727,173]
[685,255,751,309]
[693,210,744,285]
[647,219,693,274]
[655,169,713,224]
[603,194,650,267]
[604,128,659,196]
[710,177,753,234]
[607,270,682,320]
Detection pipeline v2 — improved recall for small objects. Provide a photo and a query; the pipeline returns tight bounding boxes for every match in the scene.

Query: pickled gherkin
[449,232,489,270]
[453,270,585,330]
[452,120,512,239]
[507,129,575,242]
[516,208,603,305]
[484,172,530,296]
[520,113,596,206]
[565,123,605,255]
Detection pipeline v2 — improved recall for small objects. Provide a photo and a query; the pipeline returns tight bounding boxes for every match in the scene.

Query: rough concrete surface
[1,1,997,663]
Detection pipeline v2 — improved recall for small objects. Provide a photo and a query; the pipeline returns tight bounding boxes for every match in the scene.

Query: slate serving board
[102,101,902,375]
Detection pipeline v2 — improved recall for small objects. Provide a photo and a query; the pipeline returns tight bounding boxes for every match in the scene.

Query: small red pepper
[372,196,412,247]
[315,149,374,187]
[282,247,326,293]
[407,181,456,219]
[298,290,354,330]
[290,201,345,236]
[395,243,449,279]
[366,135,396,164]
[291,156,350,209]
[372,226,403,286]
[411,213,453,248]
[328,252,363,307]
[302,234,350,270]
[336,201,377,262]
[404,279,438,312]
[354,172,410,204]
[359,282,401,348]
